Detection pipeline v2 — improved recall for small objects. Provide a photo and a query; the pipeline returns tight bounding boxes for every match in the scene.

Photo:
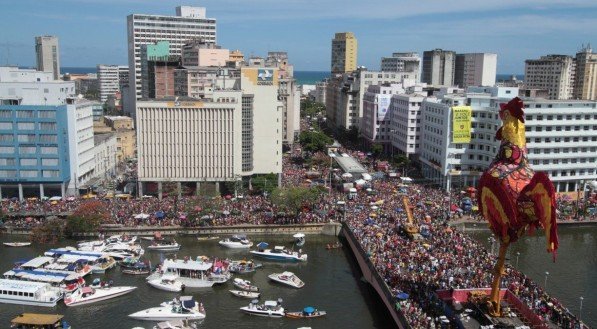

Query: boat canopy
[161,273,178,281]
[4,269,69,283]
[0,279,49,293]
[264,300,278,307]
[163,259,212,271]
[182,298,196,310]
[304,306,315,314]
[11,313,64,326]
[256,242,269,249]
[45,249,103,258]
[232,234,247,239]
[274,246,285,251]
[293,233,305,238]
[20,257,54,269]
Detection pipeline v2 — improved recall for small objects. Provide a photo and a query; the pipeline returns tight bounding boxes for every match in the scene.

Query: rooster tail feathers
[521,172,558,257]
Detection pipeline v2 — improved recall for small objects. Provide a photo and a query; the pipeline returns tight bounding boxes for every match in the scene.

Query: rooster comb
[499,97,525,123]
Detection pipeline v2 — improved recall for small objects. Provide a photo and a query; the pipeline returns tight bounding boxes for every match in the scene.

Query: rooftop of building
[94,132,116,145]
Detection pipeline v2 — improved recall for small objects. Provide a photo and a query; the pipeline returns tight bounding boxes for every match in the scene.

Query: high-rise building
[127,6,217,102]
[181,40,229,67]
[98,65,129,102]
[35,36,60,80]
[331,32,357,74]
[573,44,597,100]
[380,52,421,81]
[140,42,180,99]
[360,84,405,151]
[422,49,456,86]
[454,53,497,88]
[524,54,575,100]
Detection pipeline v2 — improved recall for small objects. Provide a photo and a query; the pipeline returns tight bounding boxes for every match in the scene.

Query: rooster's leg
[488,241,510,317]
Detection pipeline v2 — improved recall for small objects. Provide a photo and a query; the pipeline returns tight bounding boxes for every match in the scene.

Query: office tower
[98,65,129,102]
[35,36,60,80]
[331,32,357,74]
[574,44,597,100]
[454,53,497,88]
[140,42,180,99]
[422,49,456,86]
[380,52,421,81]
[127,6,217,101]
[181,40,229,67]
[525,54,575,100]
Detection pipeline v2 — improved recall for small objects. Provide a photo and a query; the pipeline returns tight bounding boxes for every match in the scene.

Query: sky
[0,0,596,73]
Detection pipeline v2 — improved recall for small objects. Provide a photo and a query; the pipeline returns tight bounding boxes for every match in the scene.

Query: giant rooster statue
[477,97,558,317]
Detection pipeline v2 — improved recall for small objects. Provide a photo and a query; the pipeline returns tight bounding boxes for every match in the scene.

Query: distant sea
[54,67,521,84]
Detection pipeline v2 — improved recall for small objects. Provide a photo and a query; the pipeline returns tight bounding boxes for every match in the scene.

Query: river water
[467,224,596,328]
[0,234,393,329]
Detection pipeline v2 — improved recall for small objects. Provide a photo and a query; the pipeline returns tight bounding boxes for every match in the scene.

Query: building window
[39,135,57,143]
[42,170,60,178]
[17,134,36,142]
[38,111,56,119]
[17,122,35,130]
[20,158,37,166]
[39,122,57,131]
[0,146,14,153]
[16,111,34,118]
[0,122,13,130]
[40,146,58,155]
[41,158,59,166]
[0,170,17,177]
[0,134,14,142]
[0,158,15,166]
[19,146,36,154]
[20,170,38,178]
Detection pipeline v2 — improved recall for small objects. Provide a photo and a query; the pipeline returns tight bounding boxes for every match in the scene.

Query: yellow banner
[452,106,472,143]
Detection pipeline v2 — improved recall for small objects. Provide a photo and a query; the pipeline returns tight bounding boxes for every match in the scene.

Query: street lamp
[544,271,549,290]
[579,296,584,323]
[516,252,520,268]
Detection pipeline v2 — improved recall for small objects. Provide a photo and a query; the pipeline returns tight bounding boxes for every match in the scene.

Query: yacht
[4,269,84,294]
[218,235,253,249]
[102,243,144,260]
[229,290,260,299]
[250,244,307,262]
[146,258,230,288]
[128,296,206,321]
[147,240,181,252]
[148,274,185,292]
[64,285,136,306]
[19,256,92,277]
[240,299,285,318]
[91,256,116,274]
[0,279,62,307]
[268,271,305,288]
[233,278,259,292]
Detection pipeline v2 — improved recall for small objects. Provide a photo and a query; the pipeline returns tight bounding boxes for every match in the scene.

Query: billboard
[377,95,391,121]
[452,106,472,143]
[241,68,278,86]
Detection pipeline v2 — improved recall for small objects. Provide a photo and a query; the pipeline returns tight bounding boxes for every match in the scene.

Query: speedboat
[250,243,307,262]
[128,296,206,321]
[229,289,260,299]
[122,262,150,275]
[286,306,326,319]
[293,233,306,247]
[147,240,181,252]
[218,235,253,249]
[229,260,262,274]
[240,299,284,318]
[3,242,32,247]
[233,278,259,292]
[141,232,165,242]
[268,271,305,288]
[105,234,137,244]
[152,319,196,329]
[64,285,136,306]
[148,274,185,292]
[91,256,116,274]
[196,236,219,241]
[118,257,141,268]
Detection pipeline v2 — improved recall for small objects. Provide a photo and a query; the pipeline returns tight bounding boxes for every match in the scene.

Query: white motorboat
[91,256,116,274]
[268,271,305,288]
[4,269,84,294]
[147,240,181,252]
[0,279,62,307]
[229,290,260,299]
[153,319,197,329]
[293,233,305,247]
[77,240,105,251]
[233,278,259,292]
[105,234,137,244]
[218,235,253,249]
[240,299,285,318]
[3,242,32,247]
[146,258,230,288]
[102,243,144,260]
[64,285,136,306]
[129,296,206,321]
[148,274,185,292]
[250,244,307,262]
[229,260,262,274]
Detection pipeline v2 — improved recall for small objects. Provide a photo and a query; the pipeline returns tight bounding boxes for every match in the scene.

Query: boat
[128,296,206,321]
[18,255,92,277]
[218,235,253,249]
[122,262,150,275]
[293,233,305,247]
[141,232,165,242]
[250,243,307,262]
[147,240,181,252]
[233,278,259,292]
[89,278,113,289]
[4,269,84,294]
[286,306,327,319]
[44,249,106,277]
[10,313,71,329]
[146,258,230,288]
[326,242,343,250]
[3,242,32,247]
[229,290,260,299]
[148,274,185,292]
[64,285,136,306]
[196,236,219,241]
[229,260,262,274]
[268,271,305,288]
[240,299,285,318]
[0,279,62,307]
[152,319,197,329]
[102,243,145,260]
[91,256,116,274]
[77,240,105,252]
[105,234,137,244]
[118,256,141,268]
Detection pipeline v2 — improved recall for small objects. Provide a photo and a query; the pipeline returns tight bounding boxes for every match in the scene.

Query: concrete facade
[331,32,357,74]
[360,84,405,149]
[35,36,60,80]
[574,45,597,100]
[422,49,455,86]
[380,52,421,82]
[97,65,129,102]
[525,55,575,100]
[93,133,118,182]
[182,41,229,67]
[454,53,497,88]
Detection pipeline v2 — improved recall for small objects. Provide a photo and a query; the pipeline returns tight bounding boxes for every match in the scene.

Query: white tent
[341,173,353,179]
[354,179,366,186]
[49,196,62,201]
[361,173,372,181]
[134,213,150,219]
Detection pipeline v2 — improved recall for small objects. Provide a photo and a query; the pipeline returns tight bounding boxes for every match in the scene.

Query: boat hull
[219,241,253,249]
[0,296,58,307]
[229,290,260,299]
[148,280,183,292]
[249,251,306,262]
[286,311,326,319]
[129,308,205,321]
[147,246,181,252]
[3,242,32,247]
[268,277,304,289]
[65,287,136,307]
[240,308,284,318]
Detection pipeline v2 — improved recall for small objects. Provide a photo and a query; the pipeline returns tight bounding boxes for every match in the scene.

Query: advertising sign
[377,95,391,121]
[452,106,472,143]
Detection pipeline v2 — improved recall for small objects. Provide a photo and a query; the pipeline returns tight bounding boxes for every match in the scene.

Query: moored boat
[128,296,206,321]
[152,319,196,329]
[233,278,259,292]
[4,269,84,294]
[10,313,71,329]
[146,258,230,288]
[326,242,342,250]
[122,262,150,275]
[218,235,253,249]
[64,285,136,306]
[91,256,116,274]
[148,274,185,292]
[250,243,307,262]
[286,306,326,319]
[147,240,181,252]
[240,299,284,318]
[229,260,262,274]
[0,279,62,307]
[268,271,305,288]
[3,242,32,247]
[229,290,260,299]
[293,233,305,247]
[196,236,219,241]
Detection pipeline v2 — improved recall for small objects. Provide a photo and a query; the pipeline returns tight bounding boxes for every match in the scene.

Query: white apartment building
[0,67,74,105]
[127,6,217,101]
[524,55,575,100]
[389,87,427,158]
[422,49,456,86]
[360,84,406,149]
[454,53,497,88]
[97,65,129,102]
[93,133,118,181]
[35,36,60,80]
[67,98,96,192]
[380,52,421,81]
[326,69,417,130]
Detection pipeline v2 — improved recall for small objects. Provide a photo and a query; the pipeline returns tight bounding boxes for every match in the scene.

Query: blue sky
[0,0,595,73]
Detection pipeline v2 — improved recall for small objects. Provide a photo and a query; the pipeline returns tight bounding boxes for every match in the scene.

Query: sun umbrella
[155,211,165,219]
[396,292,409,300]
[256,242,269,249]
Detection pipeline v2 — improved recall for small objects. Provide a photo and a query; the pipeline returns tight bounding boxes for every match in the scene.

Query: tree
[64,200,109,237]
[251,174,278,195]
[300,100,325,118]
[31,218,65,244]
[371,144,383,157]
[270,186,323,216]
[299,131,333,153]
